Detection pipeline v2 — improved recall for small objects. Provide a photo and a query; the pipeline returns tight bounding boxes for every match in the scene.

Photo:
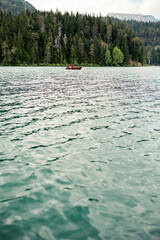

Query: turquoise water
[0,66,160,240]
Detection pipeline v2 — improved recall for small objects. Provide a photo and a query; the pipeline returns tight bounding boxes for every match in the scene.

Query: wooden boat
[66,66,82,70]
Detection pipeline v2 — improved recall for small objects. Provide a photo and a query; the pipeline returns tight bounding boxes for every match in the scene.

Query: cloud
[27,0,160,18]
[140,0,160,16]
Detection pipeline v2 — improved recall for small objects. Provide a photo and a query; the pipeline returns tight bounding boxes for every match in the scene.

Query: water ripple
[0,66,160,240]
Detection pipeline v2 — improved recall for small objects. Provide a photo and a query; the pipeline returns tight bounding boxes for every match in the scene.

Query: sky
[27,0,160,19]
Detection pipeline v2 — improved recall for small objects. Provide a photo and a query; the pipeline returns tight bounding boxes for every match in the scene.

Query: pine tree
[105,49,112,65]
[2,41,8,63]
[0,10,147,66]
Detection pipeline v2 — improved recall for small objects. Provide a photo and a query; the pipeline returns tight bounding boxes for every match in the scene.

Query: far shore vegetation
[0,10,156,67]
[0,62,147,67]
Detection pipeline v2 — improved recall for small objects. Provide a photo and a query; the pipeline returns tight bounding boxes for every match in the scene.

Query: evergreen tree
[109,17,160,65]
[2,41,8,63]
[105,49,112,65]
[0,10,146,66]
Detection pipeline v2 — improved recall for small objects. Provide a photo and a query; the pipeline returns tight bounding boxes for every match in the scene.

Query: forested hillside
[107,18,160,65]
[0,0,35,15]
[0,11,146,66]
[126,20,160,65]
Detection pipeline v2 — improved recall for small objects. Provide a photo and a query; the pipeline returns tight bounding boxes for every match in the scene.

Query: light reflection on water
[0,66,160,240]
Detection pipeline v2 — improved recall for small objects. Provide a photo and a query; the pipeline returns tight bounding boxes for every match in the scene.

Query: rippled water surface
[0,66,160,240]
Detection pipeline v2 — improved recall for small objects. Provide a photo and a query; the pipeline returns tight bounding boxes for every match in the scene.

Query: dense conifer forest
[108,18,160,65]
[126,20,160,65]
[0,10,146,66]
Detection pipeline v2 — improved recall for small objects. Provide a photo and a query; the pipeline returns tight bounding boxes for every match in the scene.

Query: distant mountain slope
[0,0,36,14]
[108,13,159,22]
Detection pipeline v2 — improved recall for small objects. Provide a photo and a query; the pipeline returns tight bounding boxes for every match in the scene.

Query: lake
[0,66,160,239]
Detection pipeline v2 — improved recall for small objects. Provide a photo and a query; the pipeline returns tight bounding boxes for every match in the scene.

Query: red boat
[66,65,82,70]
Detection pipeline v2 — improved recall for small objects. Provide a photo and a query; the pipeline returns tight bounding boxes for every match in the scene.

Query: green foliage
[105,49,112,65]
[109,17,160,65]
[0,10,146,66]
[112,46,124,66]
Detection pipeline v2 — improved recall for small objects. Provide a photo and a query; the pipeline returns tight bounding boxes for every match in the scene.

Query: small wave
[11,138,23,142]
[46,154,68,163]
[113,135,125,138]
[1,102,21,107]
[46,157,60,162]
[149,228,160,237]
[9,118,39,131]
[123,131,132,135]
[0,158,15,162]
[59,137,84,145]
[90,160,109,164]
[0,196,22,203]
[137,139,149,143]
[90,125,109,131]
[64,187,74,190]
[129,125,137,128]
[88,198,99,202]
[23,129,41,136]
[30,144,52,149]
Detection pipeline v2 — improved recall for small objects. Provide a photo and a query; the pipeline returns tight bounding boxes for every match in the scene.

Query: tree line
[109,18,160,65]
[0,10,146,66]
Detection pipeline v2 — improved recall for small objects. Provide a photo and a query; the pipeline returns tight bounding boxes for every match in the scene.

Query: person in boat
[66,64,75,69]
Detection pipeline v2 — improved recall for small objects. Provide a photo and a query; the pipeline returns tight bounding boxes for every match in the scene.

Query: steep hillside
[0,0,36,14]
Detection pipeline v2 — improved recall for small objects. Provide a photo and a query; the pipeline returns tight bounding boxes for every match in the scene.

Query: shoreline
[0,64,157,67]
